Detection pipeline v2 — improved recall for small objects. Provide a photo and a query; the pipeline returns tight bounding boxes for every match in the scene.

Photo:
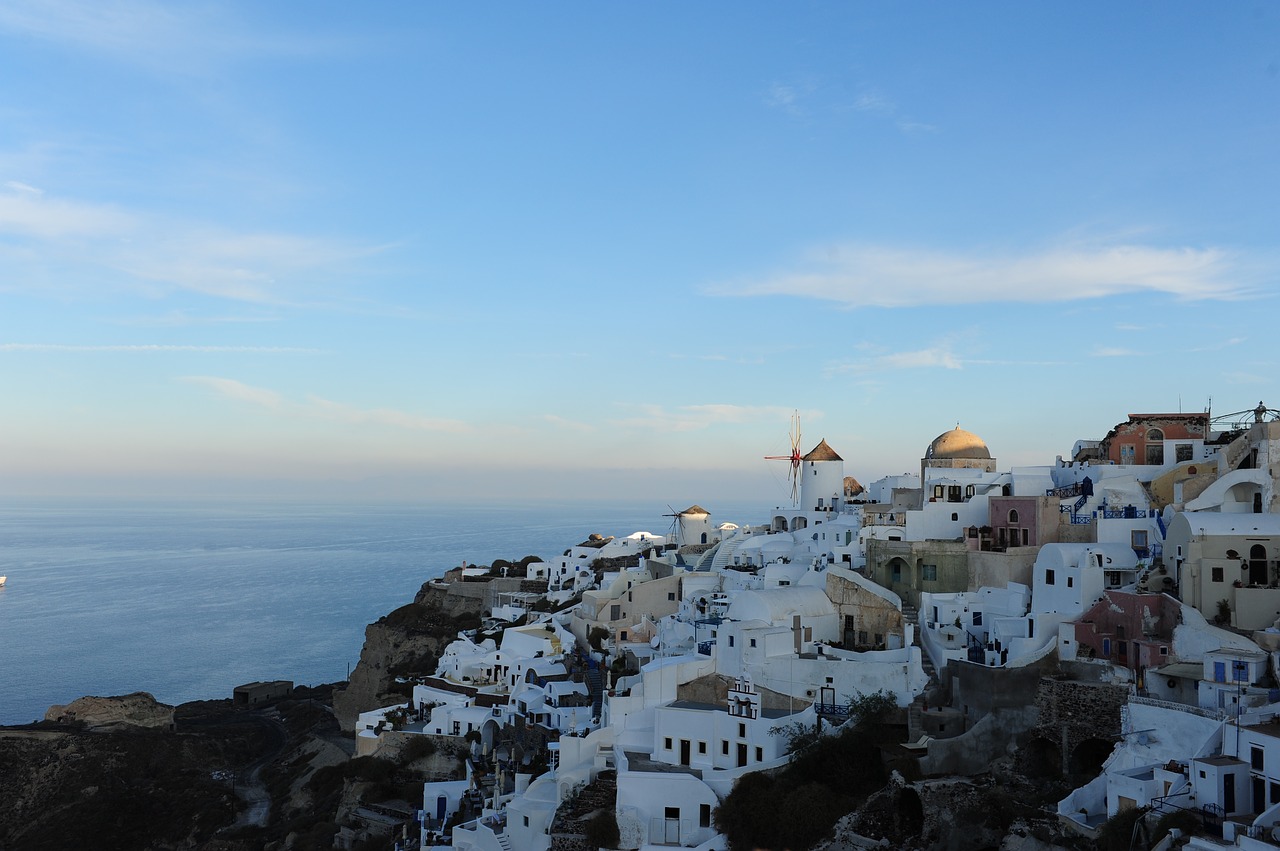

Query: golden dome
[926,427,991,460]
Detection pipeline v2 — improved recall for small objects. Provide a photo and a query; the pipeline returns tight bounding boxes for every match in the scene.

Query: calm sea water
[0,498,763,725]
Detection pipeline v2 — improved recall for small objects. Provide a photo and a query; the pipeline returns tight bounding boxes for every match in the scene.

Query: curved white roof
[725,585,835,624]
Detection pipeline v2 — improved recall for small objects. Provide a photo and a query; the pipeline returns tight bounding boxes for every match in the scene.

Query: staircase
[901,603,937,684]
[584,664,605,719]
[549,769,618,851]
[497,833,513,851]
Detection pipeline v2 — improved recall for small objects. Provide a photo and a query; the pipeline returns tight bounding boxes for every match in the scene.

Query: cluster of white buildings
[351,403,1280,851]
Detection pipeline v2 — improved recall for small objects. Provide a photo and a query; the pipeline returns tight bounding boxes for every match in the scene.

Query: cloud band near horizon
[711,242,1255,308]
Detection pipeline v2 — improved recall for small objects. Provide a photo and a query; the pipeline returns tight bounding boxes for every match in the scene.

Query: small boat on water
[0,576,6,587]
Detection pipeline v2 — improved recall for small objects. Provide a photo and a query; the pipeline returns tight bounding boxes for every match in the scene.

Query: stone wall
[1029,677,1128,776]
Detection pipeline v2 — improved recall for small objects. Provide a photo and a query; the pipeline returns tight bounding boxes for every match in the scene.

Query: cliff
[331,579,490,731]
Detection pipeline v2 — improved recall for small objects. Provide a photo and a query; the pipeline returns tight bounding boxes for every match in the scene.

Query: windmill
[764,411,803,505]
[662,505,682,549]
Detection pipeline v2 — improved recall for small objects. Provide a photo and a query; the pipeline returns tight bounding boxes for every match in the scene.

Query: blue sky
[0,2,1277,504]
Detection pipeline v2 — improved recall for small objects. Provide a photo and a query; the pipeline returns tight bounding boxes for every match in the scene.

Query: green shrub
[1096,807,1147,851]
[401,735,438,764]
[1152,808,1200,845]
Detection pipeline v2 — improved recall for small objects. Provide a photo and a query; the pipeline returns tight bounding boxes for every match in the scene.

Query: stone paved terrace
[622,750,702,777]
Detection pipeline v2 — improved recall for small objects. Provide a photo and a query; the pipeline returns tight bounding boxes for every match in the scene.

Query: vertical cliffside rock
[332,581,484,731]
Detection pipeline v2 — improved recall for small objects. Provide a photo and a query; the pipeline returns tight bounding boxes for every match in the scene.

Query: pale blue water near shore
[0,498,764,725]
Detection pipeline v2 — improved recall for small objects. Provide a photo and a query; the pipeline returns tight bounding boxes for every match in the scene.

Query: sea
[0,498,764,726]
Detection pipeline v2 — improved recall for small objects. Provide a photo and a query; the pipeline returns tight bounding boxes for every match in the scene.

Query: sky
[0,1,1277,506]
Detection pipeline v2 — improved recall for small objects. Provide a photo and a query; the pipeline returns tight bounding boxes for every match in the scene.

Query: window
[665,737,672,750]
[698,741,707,754]
[1252,746,1265,771]
[1132,530,1149,549]
[1160,646,1169,656]
[1045,569,1055,586]
[1022,529,1030,546]
[700,804,712,828]
[1008,509,1020,524]
[668,592,675,601]
[1176,443,1194,462]
[951,513,958,522]
[922,564,937,581]
[620,631,628,641]
[524,816,529,827]
[1067,576,1074,588]
[610,604,620,620]
[1271,781,1280,805]
[972,611,982,626]
[755,746,763,762]
[891,562,902,582]
[722,740,729,755]
[933,485,944,498]
[966,485,975,498]
[728,635,734,647]
[1212,567,1224,583]
[1147,427,1165,442]
[738,723,746,738]
[749,638,757,648]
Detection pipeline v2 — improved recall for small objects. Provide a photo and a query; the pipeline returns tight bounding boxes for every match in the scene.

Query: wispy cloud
[0,188,133,238]
[4,180,42,196]
[111,310,282,327]
[0,343,317,353]
[834,86,934,134]
[711,240,1254,308]
[764,80,816,117]
[1092,346,1136,357]
[829,345,962,374]
[1188,336,1245,353]
[0,0,340,74]
[1224,371,1270,385]
[183,376,473,434]
[609,404,802,433]
[543,414,594,433]
[0,183,384,304]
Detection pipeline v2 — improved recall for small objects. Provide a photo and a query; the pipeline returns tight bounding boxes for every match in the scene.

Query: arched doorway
[1070,738,1114,778]
[886,557,909,590]
[1020,737,1062,779]
[1250,544,1268,586]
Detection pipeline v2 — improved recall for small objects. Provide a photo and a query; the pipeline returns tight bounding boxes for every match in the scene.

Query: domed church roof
[925,427,991,460]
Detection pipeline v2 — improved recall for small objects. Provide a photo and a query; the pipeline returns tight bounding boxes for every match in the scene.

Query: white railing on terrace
[1130,695,1224,720]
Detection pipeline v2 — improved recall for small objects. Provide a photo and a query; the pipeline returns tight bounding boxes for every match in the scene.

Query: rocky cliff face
[44,691,175,731]
[332,580,484,731]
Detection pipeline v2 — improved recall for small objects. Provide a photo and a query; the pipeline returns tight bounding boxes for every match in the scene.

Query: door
[1251,545,1268,586]
[664,807,680,844]
[1225,773,1236,813]
[736,743,747,767]
[679,739,690,766]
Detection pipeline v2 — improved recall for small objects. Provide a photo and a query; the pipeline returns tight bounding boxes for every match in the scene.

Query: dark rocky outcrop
[332,580,486,731]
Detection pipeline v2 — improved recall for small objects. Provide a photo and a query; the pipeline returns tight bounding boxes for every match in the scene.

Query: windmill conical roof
[680,505,709,516]
[803,439,842,462]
